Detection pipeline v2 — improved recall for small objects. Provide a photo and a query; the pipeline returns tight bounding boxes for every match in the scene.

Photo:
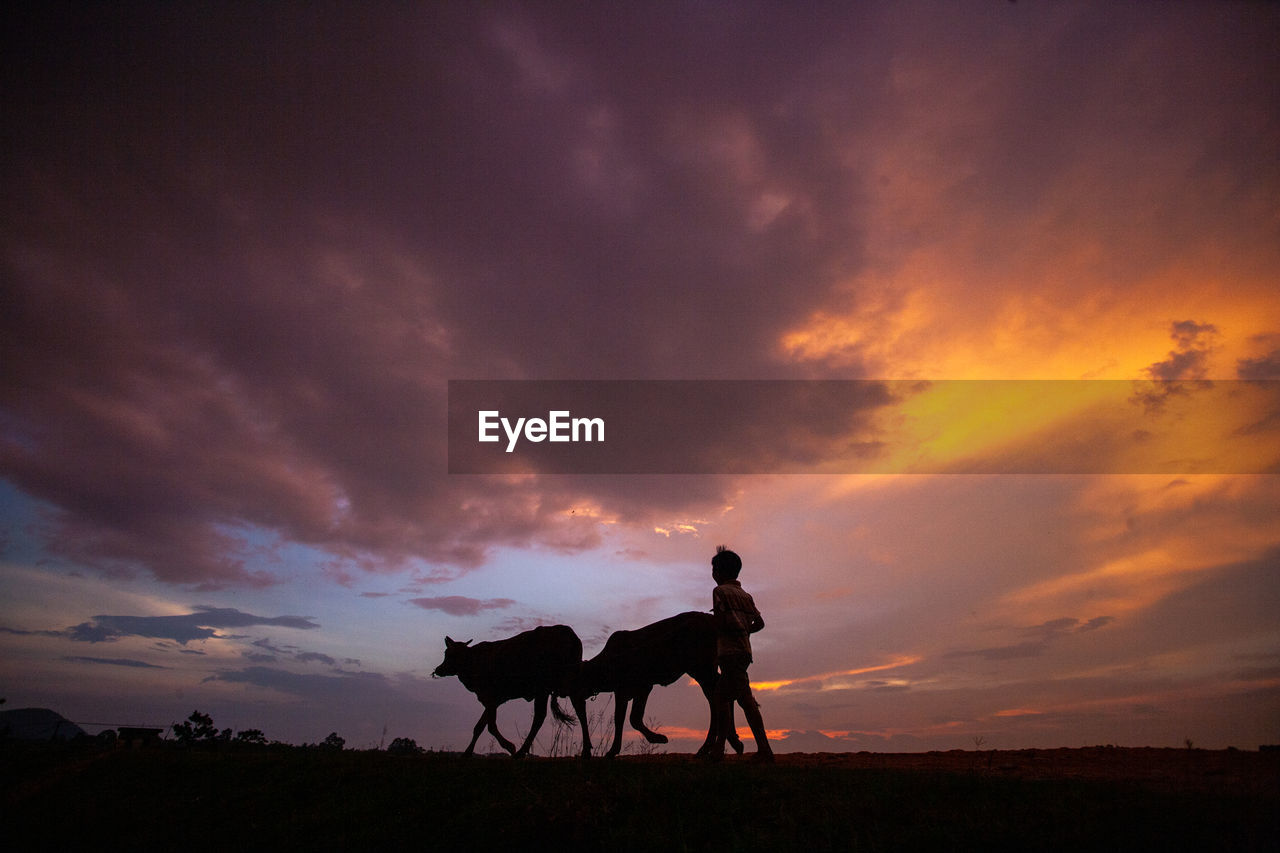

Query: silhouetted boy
[707,545,774,761]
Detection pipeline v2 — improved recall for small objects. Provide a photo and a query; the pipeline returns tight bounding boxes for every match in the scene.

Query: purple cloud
[407,596,516,617]
[65,607,318,645]
[296,652,337,667]
[2,2,1277,592]
[63,656,166,669]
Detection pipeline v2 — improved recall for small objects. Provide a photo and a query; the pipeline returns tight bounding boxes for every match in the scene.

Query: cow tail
[550,697,576,725]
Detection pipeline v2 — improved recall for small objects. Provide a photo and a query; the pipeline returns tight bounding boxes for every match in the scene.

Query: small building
[116,726,164,748]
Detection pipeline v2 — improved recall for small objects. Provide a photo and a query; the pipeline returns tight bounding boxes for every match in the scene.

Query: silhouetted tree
[387,737,423,755]
[235,729,267,746]
[172,710,218,744]
[320,732,345,750]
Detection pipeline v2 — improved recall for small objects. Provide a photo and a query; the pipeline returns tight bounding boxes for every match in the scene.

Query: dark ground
[3,744,1277,851]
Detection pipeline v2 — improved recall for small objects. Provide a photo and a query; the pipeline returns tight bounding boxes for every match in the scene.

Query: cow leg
[724,700,744,755]
[466,704,515,756]
[464,710,487,756]
[695,682,716,756]
[694,672,744,756]
[605,693,629,758]
[483,704,517,755]
[571,692,591,759]
[629,686,668,744]
[515,692,549,757]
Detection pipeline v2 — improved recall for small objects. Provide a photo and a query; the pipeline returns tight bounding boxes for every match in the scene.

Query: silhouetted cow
[433,624,591,758]
[579,611,744,758]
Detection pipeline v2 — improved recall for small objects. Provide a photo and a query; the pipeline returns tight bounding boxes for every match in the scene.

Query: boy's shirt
[713,579,762,661]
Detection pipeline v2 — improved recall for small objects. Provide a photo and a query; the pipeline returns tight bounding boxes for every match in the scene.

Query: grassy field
[4,744,1277,851]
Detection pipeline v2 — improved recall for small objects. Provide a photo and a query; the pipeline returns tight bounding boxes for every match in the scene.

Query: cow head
[431,635,472,678]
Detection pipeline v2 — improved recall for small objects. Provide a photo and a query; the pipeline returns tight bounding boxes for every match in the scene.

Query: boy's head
[711,545,742,582]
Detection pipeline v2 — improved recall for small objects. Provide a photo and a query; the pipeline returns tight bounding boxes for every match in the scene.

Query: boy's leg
[738,689,774,761]
[731,659,773,760]
[707,655,750,760]
[704,669,732,759]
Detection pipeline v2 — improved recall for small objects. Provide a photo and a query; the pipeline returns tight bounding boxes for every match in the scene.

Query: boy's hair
[712,545,742,579]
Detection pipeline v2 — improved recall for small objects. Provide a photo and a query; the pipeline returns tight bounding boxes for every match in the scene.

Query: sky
[2,1,1278,753]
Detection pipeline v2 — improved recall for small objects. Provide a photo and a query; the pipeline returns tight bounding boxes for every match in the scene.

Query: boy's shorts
[718,653,755,701]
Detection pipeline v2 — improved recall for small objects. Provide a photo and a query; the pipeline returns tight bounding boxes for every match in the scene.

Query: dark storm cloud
[4,2,865,584]
[65,607,318,645]
[3,3,1277,586]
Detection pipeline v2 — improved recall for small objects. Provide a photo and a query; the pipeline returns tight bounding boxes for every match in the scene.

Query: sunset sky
[3,1,1278,753]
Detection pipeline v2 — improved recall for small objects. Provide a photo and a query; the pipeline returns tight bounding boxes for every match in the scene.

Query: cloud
[0,2,1276,604]
[207,666,406,706]
[1024,617,1114,637]
[407,596,516,617]
[949,641,1049,662]
[238,636,344,668]
[1237,348,1280,380]
[1128,322,1224,414]
[66,607,319,645]
[0,626,66,638]
[1122,549,1280,649]
[1145,321,1218,381]
[65,623,125,643]
[0,3,884,587]
[295,652,337,667]
[946,616,1114,661]
[63,656,166,669]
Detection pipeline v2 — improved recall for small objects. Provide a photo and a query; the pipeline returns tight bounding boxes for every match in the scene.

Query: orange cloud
[751,654,922,692]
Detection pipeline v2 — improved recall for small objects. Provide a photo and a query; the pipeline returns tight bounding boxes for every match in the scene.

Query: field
[4,744,1277,851]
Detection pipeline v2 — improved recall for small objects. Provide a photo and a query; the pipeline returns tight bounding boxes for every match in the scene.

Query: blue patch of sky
[433,545,705,654]
[0,479,53,565]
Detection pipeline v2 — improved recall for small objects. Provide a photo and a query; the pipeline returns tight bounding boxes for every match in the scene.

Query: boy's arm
[711,586,726,627]
[745,590,764,633]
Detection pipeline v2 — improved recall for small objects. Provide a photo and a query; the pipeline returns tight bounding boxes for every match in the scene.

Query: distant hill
[0,707,87,741]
